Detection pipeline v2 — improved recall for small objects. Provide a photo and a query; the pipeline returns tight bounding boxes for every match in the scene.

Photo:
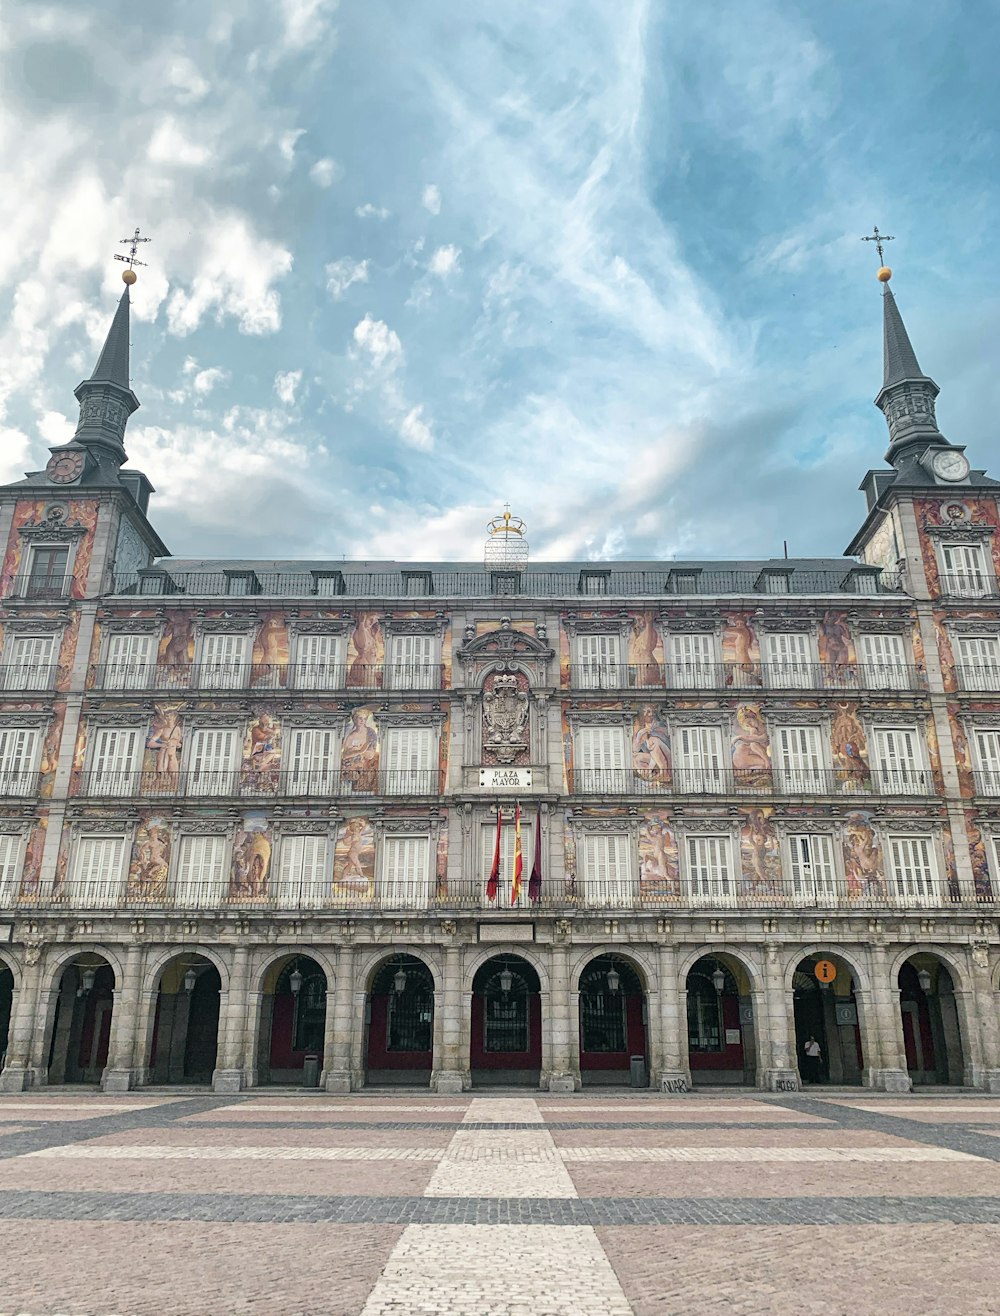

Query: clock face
[45,450,84,485]
[932,449,970,483]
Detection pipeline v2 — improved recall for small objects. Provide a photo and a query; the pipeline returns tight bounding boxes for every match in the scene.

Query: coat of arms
[482,673,529,764]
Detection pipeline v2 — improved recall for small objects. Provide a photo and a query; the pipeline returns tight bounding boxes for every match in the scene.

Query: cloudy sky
[1,0,998,564]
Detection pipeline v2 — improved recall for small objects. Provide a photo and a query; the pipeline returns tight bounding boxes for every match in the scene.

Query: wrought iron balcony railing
[570,661,926,693]
[937,573,1000,600]
[0,664,65,692]
[8,574,73,602]
[973,770,1000,797]
[87,662,445,693]
[955,665,1000,694]
[569,767,935,797]
[72,768,441,799]
[0,771,44,798]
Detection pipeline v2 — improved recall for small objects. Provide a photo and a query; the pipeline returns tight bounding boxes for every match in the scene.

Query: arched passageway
[365,955,434,1086]
[149,955,221,1084]
[0,961,13,1070]
[793,954,863,1085]
[48,957,115,1084]
[899,956,965,1085]
[471,955,541,1087]
[578,955,648,1086]
[259,956,327,1084]
[685,954,756,1086]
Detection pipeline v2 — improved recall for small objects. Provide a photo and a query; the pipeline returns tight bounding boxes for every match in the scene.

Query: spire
[88,287,132,390]
[70,281,140,465]
[873,278,946,464]
[881,285,932,390]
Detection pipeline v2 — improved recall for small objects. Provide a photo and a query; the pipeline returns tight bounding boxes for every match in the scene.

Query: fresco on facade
[562,809,577,900]
[949,711,975,798]
[966,810,994,901]
[916,496,1000,596]
[861,508,902,575]
[347,613,384,686]
[637,812,680,900]
[436,828,449,899]
[55,611,81,692]
[240,708,282,794]
[731,704,771,787]
[721,613,760,685]
[19,818,46,895]
[632,706,671,784]
[53,824,71,897]
[230,813,271,900]
[830,701,870,788]
[251,616,289,687]
[925,718,944,793]
[941,825,961,902]
[817,611,857,671]
[739,806,782,896]
[38,704,66,800]
[158,612,195,669]
[0,499,100,599]
[127,815,171,900]
[144,702,184,793]
[341,706,379,792]
[629,612,663,687]
[843,810,885,900]
[332,816,375,900]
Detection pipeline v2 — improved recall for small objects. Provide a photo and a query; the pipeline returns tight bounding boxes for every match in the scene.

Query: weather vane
[114,226,151,285]
[861,225,894,283]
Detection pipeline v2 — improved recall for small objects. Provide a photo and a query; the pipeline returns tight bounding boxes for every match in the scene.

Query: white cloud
[428,244,461,278]
[421,183,442,215]
[0,426,31,483]
[38,411,74,447]
[274,369,303,405]
[165,214,293,336]
[352,314,403,370]
[278,128,306,162]
[192,366,228,396]
[309,157,342,188]
[147,117,212,168]
[279,0,338,51]
[399,405,434,451]
[325,257,370,300]
[355,202,390,220]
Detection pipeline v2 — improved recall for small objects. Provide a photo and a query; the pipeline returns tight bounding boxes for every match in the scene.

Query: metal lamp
[290,967,304,995]
[183,968,197,994]
[606,965,620,993]
[81,967,97,995]
[499,966,513,995]
[393,966,407,994]
[711,966,726,995]
[917,967,932,994]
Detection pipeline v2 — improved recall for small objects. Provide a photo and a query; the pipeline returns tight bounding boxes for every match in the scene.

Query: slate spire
[874,281,946,463]
[70,285,140,465]
[88,287,132,389]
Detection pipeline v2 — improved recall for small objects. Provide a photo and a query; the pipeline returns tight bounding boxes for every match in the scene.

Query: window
[871,726,929,794]
[956,635,1000,693]
[198,633,249,690]
[483,966,530,1053]
[292,633,344,690]
[674,724,726,793]
[4,634,55,690]
[24,545,69,599]
[574,724,628,791]
[886,834,938,905]
[574,633,623,690]
[0,834,24,905]
[939,541,989,597]
[275,834,328,908]
[379,834,431,908]
[402,571,432,597]
[669,633,716,689]
[764,631,812,689]
[89,726,141,795]
[669,570,701,595]
[382,726,436,794]
[311,570,344,597]
[686,833,735,904]
[284,726,338,795]
[173,834,228,907]
[579,571,609,595]
[71,834,127,906]
[687,975,724,1051]
[773,724,824,793]
[104,632,155,691]
[758,570,791,594]
[0,728,39,796]
[787,833,838,904]
[223,570,260,596]
[481,817,535,908]
[579,966,627,1053]
[972,729,1000,795]
[187,727,238,795]
[859,633,908,691]
[581,832,634,907]
[387,633,437,691]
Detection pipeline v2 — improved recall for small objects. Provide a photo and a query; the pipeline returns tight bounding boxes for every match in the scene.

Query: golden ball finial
[122,268,137,286]
[877,266,892,283]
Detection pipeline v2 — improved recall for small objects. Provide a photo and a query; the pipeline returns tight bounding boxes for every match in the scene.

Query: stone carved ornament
[482,673,529,764]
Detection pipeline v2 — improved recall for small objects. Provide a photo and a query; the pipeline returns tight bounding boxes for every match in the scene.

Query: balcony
[568,661,925,693]
[0,664,64,692]
[955,665,1000,694]
[568,767,933,797]
[72,768,441,800]
[0,771,44,798]
[9,574,72,602]
[937,574,1000,600]
[973,770,1000,797]
[87,662,445,694]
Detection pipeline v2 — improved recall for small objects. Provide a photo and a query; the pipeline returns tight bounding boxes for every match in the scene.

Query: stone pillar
[545,942,579,1092]
[760,944,799,1091]
[864,944,911,1092]
[102,943,145,1092]
[324,944,355,1093]
[213,946,250,1093]
[431,941,468,1093]
[653,943,690,1093]
[132,980,159,1087]
[968,952,1000,1091]
[0,954,43,1091]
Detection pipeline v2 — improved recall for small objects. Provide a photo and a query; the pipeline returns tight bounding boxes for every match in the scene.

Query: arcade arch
[685,952,757,1086]
[577,954,648,1086]
[48,954,115,1084]
[258,955,328,1084]
[471,954,541,1087]
[792,953,863,1085]
[148,954,221,1084]
[365,954,434,1087]
[898,953,966,1086]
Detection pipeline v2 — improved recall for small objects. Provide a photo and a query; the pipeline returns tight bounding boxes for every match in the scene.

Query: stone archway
[899,954,966,1086]
[48,956,115,1084]
[578,954,648,1086]
[471,954,541,1087]
[0,959,13,1070]
[792,954,863,1086]
[148,954,221,1084]
[365,954,434,1087]
[685,953,756,1086]
[259,955,328,1084]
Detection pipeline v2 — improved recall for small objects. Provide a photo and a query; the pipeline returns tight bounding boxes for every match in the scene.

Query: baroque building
[0,263,998,1097]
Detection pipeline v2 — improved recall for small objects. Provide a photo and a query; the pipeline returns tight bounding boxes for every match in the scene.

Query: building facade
[0,271,999,1096]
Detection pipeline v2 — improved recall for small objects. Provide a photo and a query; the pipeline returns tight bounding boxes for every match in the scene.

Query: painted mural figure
[242,710,281,795]
[230,818,271,900]
[632,706,671,783]
[128,817,170,900]
[844,812,883,899]
[342,708,379,792]
[348,614,382,686]
[159,615,194,672]
[723,614,758,687]
[818,612,854,683]
[732,705,771,788]
[146,704,184,792]
[638,815,680,899]
[333,817,375,900]
[831,701,869,790]
[741,808,781,893]
[251,616,288,687]
[630,614,662,686]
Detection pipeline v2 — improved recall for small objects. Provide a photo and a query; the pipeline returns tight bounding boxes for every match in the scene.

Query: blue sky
[1,0,998,564]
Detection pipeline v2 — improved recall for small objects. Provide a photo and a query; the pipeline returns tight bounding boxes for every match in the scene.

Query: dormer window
[579,570,609,596]
[756,567,793,595]
[224,570,261,596]
[402,571,433,597]
[668,569,701,595]
[311,570,345,597]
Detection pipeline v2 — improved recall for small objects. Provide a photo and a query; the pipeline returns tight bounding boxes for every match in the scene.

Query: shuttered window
[787,833,838,903]
[382,726,436,794]
[380,834,431,908]
[765,631,812,689]
[956,635,1000,693]
[275,833,328,908]
[574,724,627,791]
[187,727,238,796]
[173,834,228,907]
[104,632,155,690]
[581,832,634,908]
[872,726,928,794]
[669,633,716,689]
[199,633,249,689]
[72,834,126,906]
[0,728,39,795]
[685,834,735,904]
[4,634,55,690]
[0,834,23,906]
[973,729,1000,795]
[575,633,623,690]
[674,724,725,793]
[285,726,338,795]
[859,633,908,691]
[90,726,141,795]
[481,819,534,908]
[886,834,938,905]
[292,633,344,690]
[387,634,436,691]
[773,724,824,793]
[939,542,988,597]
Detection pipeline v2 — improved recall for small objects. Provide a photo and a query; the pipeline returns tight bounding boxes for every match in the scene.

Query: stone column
[864,944,911,1092]
[653,943,690,1093]
[102,943,145,1092]
[0,952,43,1092]
[213,946,250,1093]
[760,944,799,1091]
[324,943,355,1093]
[431,941,467,1093]
[545,942,579,1092]
[132,980,159,1087]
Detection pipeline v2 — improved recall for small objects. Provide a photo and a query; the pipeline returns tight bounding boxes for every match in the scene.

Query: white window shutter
[873,726,925,794]
[787,833,837,903]
[275,834,328,908]
[0,834,23,905]
[888,835,937,905]
[582,832,634,908]
[575,725,627,787]
[957,635,1000,692]
[774,724,823,792]
[105,633,154,690]
[5,634,55,690]
[676,724,725,792]
[293,634,342,690]
[669,633,715,689]
[389,634,436,690]
[188,728,237,796]
[286,727,338,794]
[859,633,907,691]
[91,726,140,795]
[200,633,248,689]
[0,728,39,795]
[382,727,435,794]
[765,632,812,688]
[940,542,987,596]
[576,633,622,689]
[73,835,126,906]
[685,834,734,904]
[974,729,1000,795]
[174,834,228,907]
[380,834,430,908]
